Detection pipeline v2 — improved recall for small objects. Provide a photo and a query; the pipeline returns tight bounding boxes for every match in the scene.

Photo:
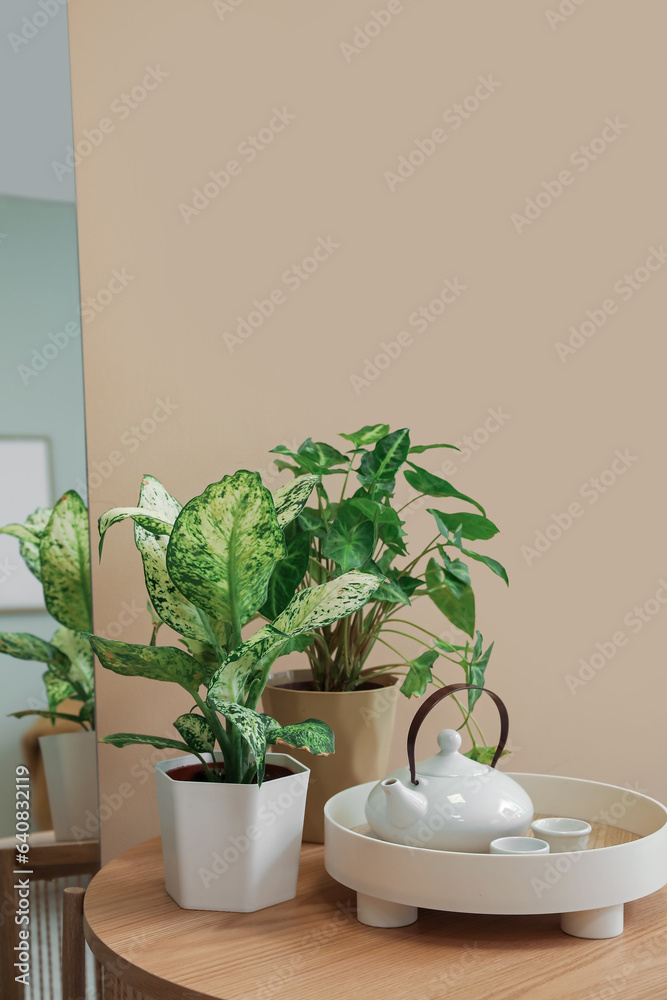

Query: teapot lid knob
[437,729,462,754]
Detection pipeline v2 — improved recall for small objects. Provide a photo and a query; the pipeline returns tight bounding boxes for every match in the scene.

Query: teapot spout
[381,778,427,829]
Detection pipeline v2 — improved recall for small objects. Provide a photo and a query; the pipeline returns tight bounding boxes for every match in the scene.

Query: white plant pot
[39,730,99,842]
[154,751,310,912]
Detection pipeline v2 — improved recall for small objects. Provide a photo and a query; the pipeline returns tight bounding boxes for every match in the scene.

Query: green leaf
[425,555,475,638]
[468,636,494,711]
[174,713,215,753]
[458,547,509,586]
[321,503,374,571]
[428,509,499,541]
[261,529,310,620]
[98,506,173,557]
[271,440,348,475]
[340,424,390,448]
[39,491,91,632]
[404,464,485,515]
[465,745,500,765]
[9,709,86,727]
[357,428,411,495]
[89,635,205,695]
[205,700,271,783]
[100,732,193,753]
[408,443,459,454]
[271,475,319,529]
[166,470,285,632]
[268,718,335,756]
[50,627,94,688]
[363,562,411,606]
[400,649,439,698]
[43,670,76,712]
[297,507,327,538]
[347,496,402,527]
[133,476,210,643]
[0,631,67,666]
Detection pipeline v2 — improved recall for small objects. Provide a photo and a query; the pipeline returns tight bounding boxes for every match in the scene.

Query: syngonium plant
[267,425,509,763]
[0,491,95,730]
[90,470,380,785]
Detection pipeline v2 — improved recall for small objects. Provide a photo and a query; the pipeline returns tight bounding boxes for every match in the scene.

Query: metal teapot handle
[406,683,510,785]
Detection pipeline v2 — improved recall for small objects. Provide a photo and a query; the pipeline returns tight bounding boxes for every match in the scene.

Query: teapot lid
[416,729,487,778]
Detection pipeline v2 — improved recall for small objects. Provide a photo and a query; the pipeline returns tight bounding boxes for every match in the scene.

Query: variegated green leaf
[0,505,53,581]
[9,709,87,727]
[204,699,270,783]
[207,625,281,706]
[174,713,215,753]
[268,718,334,756]
[0,631,68,666]
[99,732,193,753]
[43,670,76,712]
[51,627,94,688]
[166,470,286,632]
[99,506,173,557]
[272,570,380,635]
[133,476,211,643]
[89,635,205,695]
[271,474,319,529]
[20,507,53,580]
[40,491,92,632]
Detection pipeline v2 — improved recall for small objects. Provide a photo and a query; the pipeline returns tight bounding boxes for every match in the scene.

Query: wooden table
[84,837,667,1000]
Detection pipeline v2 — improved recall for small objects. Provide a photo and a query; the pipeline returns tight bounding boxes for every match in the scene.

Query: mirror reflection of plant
[91,470,380,784]
[268,425,509,763]
[0,491,95,730]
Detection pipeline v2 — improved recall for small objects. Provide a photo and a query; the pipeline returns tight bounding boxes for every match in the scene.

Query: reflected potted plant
[91,469,378,911]
[261,425,509,840]
[0,491,97,841]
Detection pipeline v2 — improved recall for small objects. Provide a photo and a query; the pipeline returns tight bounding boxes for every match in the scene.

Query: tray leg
[560,904,624,939]
[356,892,418,928]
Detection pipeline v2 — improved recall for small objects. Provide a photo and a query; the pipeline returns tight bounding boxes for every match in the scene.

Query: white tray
[324,773,667,939]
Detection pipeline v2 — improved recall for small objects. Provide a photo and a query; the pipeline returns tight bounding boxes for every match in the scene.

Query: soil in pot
[278,680,382,693]
[167,761,294,783]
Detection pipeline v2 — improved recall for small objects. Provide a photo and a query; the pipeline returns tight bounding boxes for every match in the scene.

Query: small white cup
[490,836,550,855]
[531,817,592,853]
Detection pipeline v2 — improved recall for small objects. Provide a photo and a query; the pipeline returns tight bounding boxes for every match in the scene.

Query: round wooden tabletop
[84,837,667,1000]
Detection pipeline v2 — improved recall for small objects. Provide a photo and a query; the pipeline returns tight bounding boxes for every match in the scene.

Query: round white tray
[323,773,667,939]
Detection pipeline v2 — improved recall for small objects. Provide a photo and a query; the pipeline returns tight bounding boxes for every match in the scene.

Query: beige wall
[69,0,667,863]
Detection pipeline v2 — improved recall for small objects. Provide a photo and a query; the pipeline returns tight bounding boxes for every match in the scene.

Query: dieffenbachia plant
[268,426,509,763]
[0,491,95,730]
[90,470,379,784]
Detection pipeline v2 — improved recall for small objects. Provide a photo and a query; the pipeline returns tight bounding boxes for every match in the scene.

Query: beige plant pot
[262,668,400,843]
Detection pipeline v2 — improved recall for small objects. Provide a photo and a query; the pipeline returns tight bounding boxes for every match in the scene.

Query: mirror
[0,0,93,844]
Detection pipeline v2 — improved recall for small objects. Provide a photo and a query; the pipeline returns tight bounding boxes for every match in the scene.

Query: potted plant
[91,469,378,912]
[0,491,97,841]
[261,425,509,840]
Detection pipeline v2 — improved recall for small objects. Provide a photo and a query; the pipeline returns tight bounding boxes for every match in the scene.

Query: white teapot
[365,684,533,853]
